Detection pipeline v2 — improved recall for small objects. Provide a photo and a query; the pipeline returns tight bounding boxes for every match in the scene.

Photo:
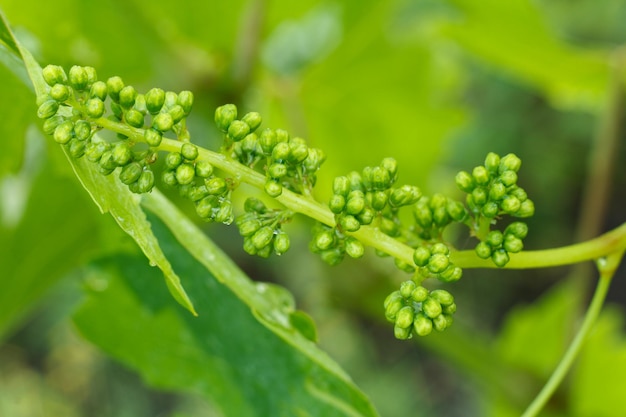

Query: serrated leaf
[73,208,379,416]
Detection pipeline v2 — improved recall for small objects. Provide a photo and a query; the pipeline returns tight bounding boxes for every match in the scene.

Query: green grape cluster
[384,280,456,339]
[36,64,195,194]
[236,198,293,258]
[413,243,462,283]
[215,105,326,197]
[455,152,534,267]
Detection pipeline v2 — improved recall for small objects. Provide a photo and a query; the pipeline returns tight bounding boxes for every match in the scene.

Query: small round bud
[315,229,335,251]
[400,280,417,299]
[241,133,258,154]
[432,206,450,227]
[500,170,518,187]
[499,153,522,173]
[50,84,70,102]
[162,171,178,186]
[228,120,250,141]
[503,234,523,253]
[238,218,262,237]
[181,143,199,161]
[471,187,488,206]
[491,249,510,267]
[329,194,346,214]
[175,163,196,185]
[136,170,155,193]
[273,232,290,255]
[489,182,507,201]
[85,98,105,118]
[264,180,282,197]
[433,314,450,332]
[37,100,59,119]
[482,202,499,218]
[345,237,364,258]
[106,76,125,102]
[422,297,442,319]
[332,176,350,196]
[196,196,218,219]
[177,90,194,114]
[43,116,64,135]
[429,289,454,306]
[371,191,388,211]
[475,241,492,259]
[244,198,267,213]
[439,266,462,282]
[289,142,308,163]
[486,230,504,248]
[514,199,535,218]
[472,166,490,185]
[168,105,185,123]
[413,313,433,336]
[90,81,108,100]
[381,157,398,179]
[259,129,277,153]
[112,142,132,166]
[215,104,237,132]
[484,152,500,173]
[501,195,521,214]
[119,162,143,185]
[252,226,275,249]
[118,86,137,109]
[85,141,109,162]
[152,112,174,132]
[505,222,528,239]
[384,291,402,312]
[42,65,67,86]
[394,325,412,340]
[395,306,415,329]
[125,109,144,128]
[74,120,91,141]
[446,200,466,221]
[165,152,183,169]
[268,163,287,179]
[428,253,449,274]
[195,161,213,178]
[455,171,475,192]
[99,151,117,171]
[206,177,228,195]
[272,142,290,161]
[411,286,429,302]
[389,185,421,207]
[356,207,375,225]
[242,112,262,132]
[414,203,433,228]
[442,303,457,315]
[53,120,73,144]
[68,139,86,158]
[111,102,123,120]
[143,88,165,114]
[345,191,365,215]
[144,129,162,147]
[83,66,97,85]
[508,186,528,202]
[187,185,209,202]
[413,246,431,267]
[340,215,361,232]
[215,201,233,224]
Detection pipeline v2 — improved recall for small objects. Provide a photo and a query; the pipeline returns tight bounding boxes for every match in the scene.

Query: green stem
[95,117,626,272]
[520,251,623,417]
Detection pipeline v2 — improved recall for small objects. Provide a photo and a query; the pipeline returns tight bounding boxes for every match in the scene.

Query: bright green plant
[2,3,626,417]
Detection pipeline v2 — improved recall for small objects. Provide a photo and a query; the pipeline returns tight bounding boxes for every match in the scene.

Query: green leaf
[73,206,379,416]
[438,0,610,111]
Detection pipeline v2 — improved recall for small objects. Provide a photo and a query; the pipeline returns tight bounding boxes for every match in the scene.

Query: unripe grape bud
[168,105,185,124]
[384,291,403,311]
[252,226,275,249]
[432,206,449,227]
[508,186,528,202]
[411,286,429,302]
[119,85,137,108]
[162,171,177,186]
[68,139,86,158]
[400,280,417,298]
[315,229,335,251]
[389,185,421,207]
[371,190,388,211]
[112,142,133,166]
[83,66,97,85]
[215,201,233,224]
[356,207,375,225]
[125,109,144,128]
[259,129,276,154]
[371,166,391,190]
[85,98,105,118]
[106,76,125,102]
[429,289,454,306]
[142,128,162,147]
[472,165,490,185]
[329,194,346,214]
[68,66,89,90]
[187,185,209,202]
[394,325,412,340]
[165,152,183,169]
[119,162,143,185]
[500,170,518,187]
[413,246,431,267]
[238,218,262,237]
[345,237,364,258]
[471,187,487,206]
[268,162,287,179]
[241,112,262,132]
[175,163,196,185]
[74,120,91,141]
[422,297,442,319]
[503,234,523,253]
[489,182,507,201]
[273,232,290,255]
[42,65,67,86]
[499,153,522,173]
[345,190,365,215]
[475,241,492,259]
[381,157,398,179]
[482,201,499,218]
[379,217,398,236]
[446,200,466,221]
[442,303,457,315]
[333,176,350,196]
[455,170,475,192]
[439,265,462,282]
[53,120,74,144]
[514,199,535,218]
[244,198,267,213]
[196,195,218,219]
[395,306,415,329]
[340,215,361,232]
[181,143,199,161]
[413,313,433,336]
[505,222,528,239]
[264,180,282,197]
[241,133,257,154]
[491,249,510,267]
[484,152,500,173]
[177,90,194,114]
[486,230,503,247]
[195,160,213,178]
[43,116,64,135]
[99,151,117,171]
[85,141,109,162]
[272,142,290,161]
[433,314,449,332]
[50,84,70,102]
[136,170,155,193]
[275,128,289,143]
[501,195,521,214]
[289,142,308,163]
[152,112,174,132]
[431,243,449,255]
[206,177,227,195]
[90,81,108,100]
[228,120,250,141]
[37,100,59,119]
[427,253,449,273]
[215,104,237,132]
[414,204,433,228]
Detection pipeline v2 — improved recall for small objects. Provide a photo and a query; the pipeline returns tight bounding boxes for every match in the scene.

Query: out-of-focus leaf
[73,208,379,417]
[571,306,626,416]
[440,0,610,111]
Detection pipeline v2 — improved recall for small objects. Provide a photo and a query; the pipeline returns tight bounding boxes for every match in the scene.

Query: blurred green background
[1,0,625,416]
